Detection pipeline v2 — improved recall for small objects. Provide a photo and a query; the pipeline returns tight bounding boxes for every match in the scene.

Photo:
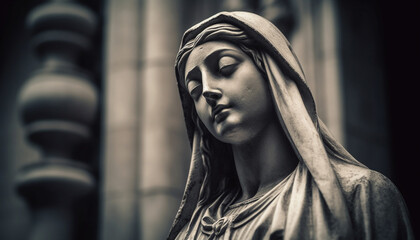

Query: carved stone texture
[16,1,98,240]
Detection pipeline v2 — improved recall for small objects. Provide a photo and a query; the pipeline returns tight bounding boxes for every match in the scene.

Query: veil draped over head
[169,11,412,240]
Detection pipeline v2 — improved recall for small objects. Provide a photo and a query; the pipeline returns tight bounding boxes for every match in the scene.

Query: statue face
[184,41,276,144]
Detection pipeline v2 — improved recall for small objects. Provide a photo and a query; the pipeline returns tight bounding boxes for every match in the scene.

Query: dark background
[380,0,420,234]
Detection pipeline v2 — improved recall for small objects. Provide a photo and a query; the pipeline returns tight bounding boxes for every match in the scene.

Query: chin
[208,116,256,144]
[214,125,254,145]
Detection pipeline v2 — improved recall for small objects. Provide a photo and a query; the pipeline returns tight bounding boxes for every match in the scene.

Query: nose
[202,72,222,107]
[203,90,222,107]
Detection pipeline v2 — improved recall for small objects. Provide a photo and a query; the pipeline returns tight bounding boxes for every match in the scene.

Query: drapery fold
[262,52,354,239]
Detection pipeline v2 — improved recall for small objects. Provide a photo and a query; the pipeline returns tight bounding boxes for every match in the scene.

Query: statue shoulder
[334,164,397,197]
[333,163,414,239]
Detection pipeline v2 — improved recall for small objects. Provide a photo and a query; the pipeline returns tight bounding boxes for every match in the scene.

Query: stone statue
[168,12,413,239]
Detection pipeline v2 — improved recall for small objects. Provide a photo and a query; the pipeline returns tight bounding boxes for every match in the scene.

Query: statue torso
[175,171,294,240]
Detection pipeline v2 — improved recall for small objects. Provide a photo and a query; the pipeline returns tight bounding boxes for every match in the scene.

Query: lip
[214,110,229,123]
[211,104,229,122]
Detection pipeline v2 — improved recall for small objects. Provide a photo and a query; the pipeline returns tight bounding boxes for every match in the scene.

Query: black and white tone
[0,0,418,239]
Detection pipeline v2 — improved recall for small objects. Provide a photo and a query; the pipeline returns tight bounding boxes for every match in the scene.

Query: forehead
[184,41,242,76]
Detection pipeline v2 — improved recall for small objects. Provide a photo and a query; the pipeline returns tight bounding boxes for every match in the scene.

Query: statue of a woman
[168,11,413,239]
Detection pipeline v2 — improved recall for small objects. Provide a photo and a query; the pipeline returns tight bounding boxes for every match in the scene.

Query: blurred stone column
[101,0,190,239]
[291,0,345,143]
[101,0,142,239]
[313,0,344,143]
[16,1,98,240]
[139,0,190,239]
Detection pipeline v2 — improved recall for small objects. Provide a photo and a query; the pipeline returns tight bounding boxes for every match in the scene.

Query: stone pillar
[312,0,344,143]
[16,1,98,240]
[139,0,190,239]
[292,0,344,143]
[100,0,142,239]
[101,0,190,239]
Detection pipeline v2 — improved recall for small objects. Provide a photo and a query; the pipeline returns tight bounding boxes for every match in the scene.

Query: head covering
[169,11,411,239]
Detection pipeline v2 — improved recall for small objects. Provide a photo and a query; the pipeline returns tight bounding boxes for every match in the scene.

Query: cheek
[236,80,272,119]
[238,78,267,104]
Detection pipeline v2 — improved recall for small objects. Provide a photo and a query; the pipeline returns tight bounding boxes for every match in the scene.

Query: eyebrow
[185,48,236,86]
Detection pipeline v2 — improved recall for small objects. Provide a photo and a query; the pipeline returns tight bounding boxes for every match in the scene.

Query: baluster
[16,1,98,239]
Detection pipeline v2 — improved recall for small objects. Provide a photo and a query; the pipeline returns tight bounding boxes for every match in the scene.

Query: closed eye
[187,81,202,100]
[218,55,240,76]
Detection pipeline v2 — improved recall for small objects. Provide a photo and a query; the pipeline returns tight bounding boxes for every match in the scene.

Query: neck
[231,118,298,201]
